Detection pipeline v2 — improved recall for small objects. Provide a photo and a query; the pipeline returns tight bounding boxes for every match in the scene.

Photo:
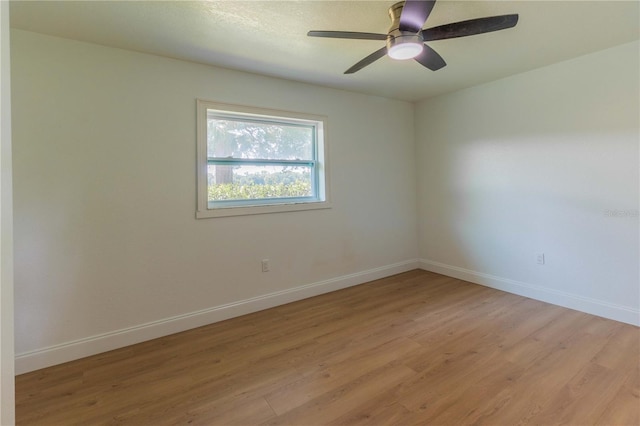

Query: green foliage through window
[209,181,312,201]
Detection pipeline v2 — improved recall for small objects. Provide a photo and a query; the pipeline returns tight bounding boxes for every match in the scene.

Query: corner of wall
[0,0,16,423]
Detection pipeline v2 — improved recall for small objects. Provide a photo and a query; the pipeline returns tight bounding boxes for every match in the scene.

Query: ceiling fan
[308,0,518,74]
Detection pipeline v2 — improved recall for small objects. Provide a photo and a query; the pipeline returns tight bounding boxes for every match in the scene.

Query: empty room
[1,0,639,424]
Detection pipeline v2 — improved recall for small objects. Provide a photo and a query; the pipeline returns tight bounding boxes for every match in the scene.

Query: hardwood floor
[16,270,640,425]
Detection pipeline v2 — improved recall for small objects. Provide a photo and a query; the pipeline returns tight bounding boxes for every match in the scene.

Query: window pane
[208,164,314,202]
[197,100,329,218]
[207,115,314,161]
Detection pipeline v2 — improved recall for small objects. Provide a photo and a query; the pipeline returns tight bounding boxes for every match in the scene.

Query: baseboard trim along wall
[15,259,419,375]
[17,257,638,374]
[419,259,640,327]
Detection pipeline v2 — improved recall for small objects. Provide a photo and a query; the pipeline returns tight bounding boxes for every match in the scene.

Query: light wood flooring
[16,270,640,425]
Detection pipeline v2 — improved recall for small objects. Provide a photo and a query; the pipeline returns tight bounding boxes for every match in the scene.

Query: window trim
[196,99,331,218]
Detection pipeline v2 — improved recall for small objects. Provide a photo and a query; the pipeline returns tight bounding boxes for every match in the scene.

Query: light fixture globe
[387,32,424,60]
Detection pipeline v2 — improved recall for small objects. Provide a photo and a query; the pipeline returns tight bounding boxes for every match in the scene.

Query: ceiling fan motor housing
[386,2,424,59]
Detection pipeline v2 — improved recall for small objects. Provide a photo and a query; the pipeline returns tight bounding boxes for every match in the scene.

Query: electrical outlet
[261,259,270,272]
[536,253,545,265]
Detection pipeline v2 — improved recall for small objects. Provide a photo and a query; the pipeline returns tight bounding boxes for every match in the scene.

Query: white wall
[11,28,639,375]
[1,1,15,422]
[11,30,418,373]
[417,41,640,325]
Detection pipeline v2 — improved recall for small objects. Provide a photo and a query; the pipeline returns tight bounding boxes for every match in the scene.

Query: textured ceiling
[9,0,640,102]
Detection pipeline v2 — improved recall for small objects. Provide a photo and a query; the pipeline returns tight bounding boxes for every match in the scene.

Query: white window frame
[196,99,331,218]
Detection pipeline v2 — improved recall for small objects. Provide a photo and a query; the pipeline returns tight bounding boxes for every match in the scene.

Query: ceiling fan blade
[414,44,446,71]
[399,0,437,32]
[422,14,519,42]
[307,31,387,41]
[344,46,388,74]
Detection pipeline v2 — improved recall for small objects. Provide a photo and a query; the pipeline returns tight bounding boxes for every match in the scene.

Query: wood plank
[595,364,640,426]
[527,362,627,425]
[261,364,417,426]
[264,337,421,415]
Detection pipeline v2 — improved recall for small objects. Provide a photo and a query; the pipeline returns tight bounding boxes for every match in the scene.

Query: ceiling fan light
[388,42,423,60]
[386,32,424,60]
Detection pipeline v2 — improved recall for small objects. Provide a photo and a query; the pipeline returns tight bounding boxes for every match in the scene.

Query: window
[196,100,330,218]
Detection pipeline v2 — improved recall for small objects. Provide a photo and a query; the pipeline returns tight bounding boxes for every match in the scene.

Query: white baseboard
[15,259,419,375]
[419,259,640,327]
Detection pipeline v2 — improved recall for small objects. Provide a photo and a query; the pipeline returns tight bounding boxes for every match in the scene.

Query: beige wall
[416,41,640,325]
[11,30,418,373]
[1,1,15,423]
[11,28,639,376]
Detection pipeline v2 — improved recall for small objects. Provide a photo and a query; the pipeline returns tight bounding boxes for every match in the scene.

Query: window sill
[196,200,332,218]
